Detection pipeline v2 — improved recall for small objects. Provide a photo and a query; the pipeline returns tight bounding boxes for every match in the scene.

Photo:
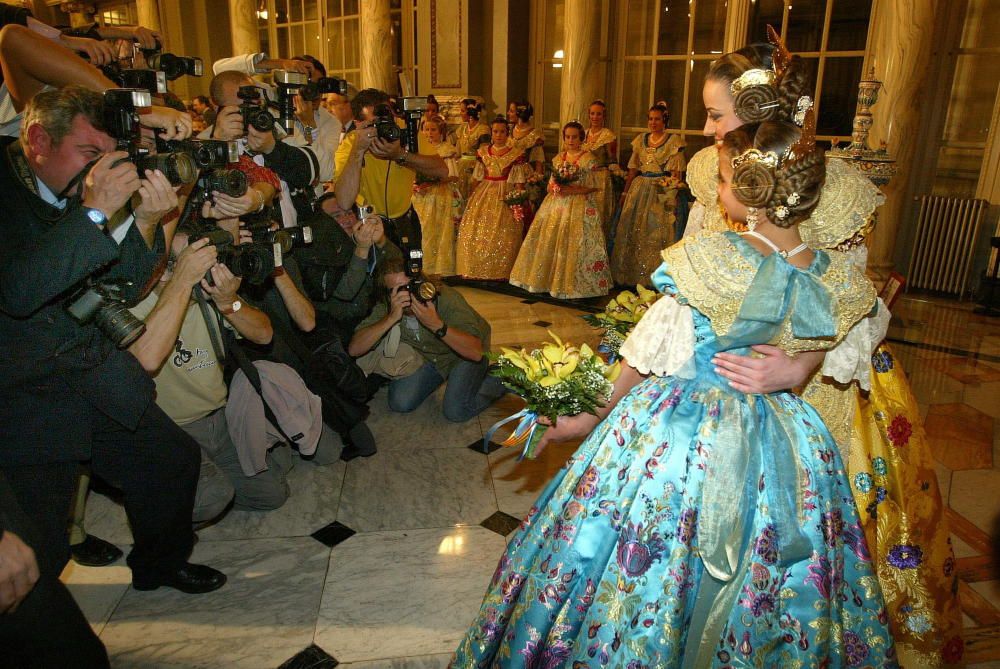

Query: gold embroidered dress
[581,126,619,234]
[452,119,490,200]
[509,151,612,299]
[412,141,463,275]
[455,143,530,280]
[610,133,686,286]
[511,125,545,166]
[685,148,964,668]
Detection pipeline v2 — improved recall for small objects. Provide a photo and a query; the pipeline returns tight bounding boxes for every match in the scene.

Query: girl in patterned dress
[412,115,463,275]
[581,99,619,235]
[452,99,490,201]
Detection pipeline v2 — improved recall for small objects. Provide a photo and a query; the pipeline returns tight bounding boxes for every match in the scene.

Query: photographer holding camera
[0,85,226,663]
[333,88,448,251]
[348,255,506,422]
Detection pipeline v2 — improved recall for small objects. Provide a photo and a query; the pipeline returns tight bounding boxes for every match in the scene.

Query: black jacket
[0,138,161,465]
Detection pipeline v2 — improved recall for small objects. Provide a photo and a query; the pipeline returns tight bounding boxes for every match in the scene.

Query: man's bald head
[210,70,255,107]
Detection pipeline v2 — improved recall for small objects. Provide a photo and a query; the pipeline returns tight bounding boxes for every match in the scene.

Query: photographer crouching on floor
[349,255,506,422]
[0,85,225,668]
[333,87,448,253]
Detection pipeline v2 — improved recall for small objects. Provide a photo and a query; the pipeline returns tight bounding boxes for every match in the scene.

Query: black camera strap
[6,141,87,222]
[193,286,302,447]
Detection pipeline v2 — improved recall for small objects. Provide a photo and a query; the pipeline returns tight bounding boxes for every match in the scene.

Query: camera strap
[5,142,82,222]
[193,286,301,448]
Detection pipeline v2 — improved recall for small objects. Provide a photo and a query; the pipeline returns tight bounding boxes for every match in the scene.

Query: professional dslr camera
[65,278,146,349]
[103,89,197,186]
[271,70,309,134]
[189,227,283,286]
[394,222,436,303]
[299,76,349,102]
[237,85,276,133]
[372,97,425,155]
[100,61,166,96]
[139,42,203,81]
[161,138,240,170]
[245,220,314,255]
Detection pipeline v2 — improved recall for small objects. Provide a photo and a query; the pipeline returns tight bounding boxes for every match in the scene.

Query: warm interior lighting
[438,533,466,555]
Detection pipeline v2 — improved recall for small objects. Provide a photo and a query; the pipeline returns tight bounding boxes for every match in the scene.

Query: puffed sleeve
[818,297,891,390]
[665,135,687,174]
[627,134,643,170]
[619,264,696,378]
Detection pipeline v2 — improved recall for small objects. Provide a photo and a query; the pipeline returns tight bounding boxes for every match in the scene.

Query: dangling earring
[746,207,760,231]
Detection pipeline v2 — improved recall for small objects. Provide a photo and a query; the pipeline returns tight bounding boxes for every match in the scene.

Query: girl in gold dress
[509,121,612,299]
[691,32,964,668]
[581,99,619,235]
[508,100,546,197]
[451,99,489,200]
[412,115,463,276]
[455,116,530,280]
[610,102,686,286]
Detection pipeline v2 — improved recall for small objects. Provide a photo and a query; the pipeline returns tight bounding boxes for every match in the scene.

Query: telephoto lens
[204,169,249,198]
[94,301,146,348]
[224,243,283,285]
[136,152,198,186]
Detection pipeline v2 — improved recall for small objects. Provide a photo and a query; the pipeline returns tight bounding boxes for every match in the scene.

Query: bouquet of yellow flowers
[582,285,662,357]
[485,332,620,459]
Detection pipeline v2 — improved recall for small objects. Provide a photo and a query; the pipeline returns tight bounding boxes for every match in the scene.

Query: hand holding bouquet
[551,163,581,192]
[503,188,530,223]
[656,174,686,191]
[485,332,620,459]
[582,285,662,358]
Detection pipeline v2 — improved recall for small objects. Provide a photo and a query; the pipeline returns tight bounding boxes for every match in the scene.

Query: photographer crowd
[0,7,504,667]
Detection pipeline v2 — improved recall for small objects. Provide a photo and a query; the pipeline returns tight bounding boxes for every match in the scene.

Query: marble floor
[60,287,1000,668]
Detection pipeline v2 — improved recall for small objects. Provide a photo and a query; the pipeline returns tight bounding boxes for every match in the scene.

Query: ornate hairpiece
[730,68,777,96]
[767,24,793,79]
[783,108,818,163]
[731,148,780,170]
[793,96,814,127]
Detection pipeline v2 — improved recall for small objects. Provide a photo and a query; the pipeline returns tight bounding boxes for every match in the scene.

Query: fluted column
[360,0,395,93]
[136,0,161,33]
[864,0,939,281]
[559,0,602,125]
[228,0,261,57]
[723,0,752,53]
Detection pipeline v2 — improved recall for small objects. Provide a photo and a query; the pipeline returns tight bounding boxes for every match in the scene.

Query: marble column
[559,0,601,125]
[723,0,752,53]
[228,0,261,58]
[136,0,161,33]
[360,0,395,93]
[864,0,940,281]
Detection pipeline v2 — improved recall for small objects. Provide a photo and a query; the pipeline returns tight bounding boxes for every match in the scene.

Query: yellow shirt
[334,127,420,219]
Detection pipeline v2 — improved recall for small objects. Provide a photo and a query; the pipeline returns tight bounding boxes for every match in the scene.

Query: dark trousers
[0,401,200,582]
[0,472,109,669]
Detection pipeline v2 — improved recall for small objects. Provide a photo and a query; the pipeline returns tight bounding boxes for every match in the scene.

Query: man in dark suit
[0,86,225,609]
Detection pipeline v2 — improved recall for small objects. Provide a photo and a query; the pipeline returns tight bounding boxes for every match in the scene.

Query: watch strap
[433,322,448,339]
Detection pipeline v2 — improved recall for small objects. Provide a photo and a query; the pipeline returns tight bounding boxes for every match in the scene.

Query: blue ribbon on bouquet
[483,408,543,460]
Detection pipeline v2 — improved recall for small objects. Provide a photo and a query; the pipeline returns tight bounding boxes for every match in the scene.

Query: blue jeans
[387,358,506,422]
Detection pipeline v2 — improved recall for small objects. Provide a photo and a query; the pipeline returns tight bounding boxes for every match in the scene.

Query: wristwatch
[84,207,106,227]
[219,300,242,315]
[394,148,408,166]
[433,322,448,339]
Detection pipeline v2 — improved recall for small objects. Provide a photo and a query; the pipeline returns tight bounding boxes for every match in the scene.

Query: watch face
[231,300,242,312]
[86,208,105,224]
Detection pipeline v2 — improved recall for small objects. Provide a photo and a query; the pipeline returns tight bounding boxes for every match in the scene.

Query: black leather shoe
[132,563,227,594]
[70,535,123,567]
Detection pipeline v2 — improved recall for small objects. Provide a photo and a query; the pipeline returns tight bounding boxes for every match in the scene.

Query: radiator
[907,195,989,297]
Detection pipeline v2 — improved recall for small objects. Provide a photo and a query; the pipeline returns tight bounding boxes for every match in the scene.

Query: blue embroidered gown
[452,232,897,668]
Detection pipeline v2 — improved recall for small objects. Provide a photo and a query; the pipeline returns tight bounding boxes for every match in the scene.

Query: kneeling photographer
[0,85,226,663]
[348,255,506,422]
[333,88,448,253]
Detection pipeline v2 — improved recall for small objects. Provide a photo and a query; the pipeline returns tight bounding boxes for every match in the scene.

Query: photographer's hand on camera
[59,35,116,66]
[172,237,218,289]
[201,188,264,219]
[82,151,142,222]
[144,106,193,141]
[96,24,163,50]
[246,124,277,155]
[211,106,244,142]
[368,137,404,162]
[352,215,383,257]
[134,169,179,226]
[202,263,241,307]
[387,284,411,324]
[353,119,376,154]
[409,295,443,333]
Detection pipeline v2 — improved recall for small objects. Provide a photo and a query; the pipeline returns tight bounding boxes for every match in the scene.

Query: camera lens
[250,109,275,132]
[205,169,248,197]
[229,244,277,284]
[139,152,197,186]
[94,301,146,348]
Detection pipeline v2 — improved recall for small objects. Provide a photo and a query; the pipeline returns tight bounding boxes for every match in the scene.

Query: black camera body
[246,222,314,255]
[103,89,197,186]
[400,232,436,303]
[272,70,309,134]
[143,50,203,81]
[237,85,275,133]
[162,139,240,170]
[189,228,283,286]
[65,279,146,349]
[99,62,166,96]
[373,97,425,155]
[299,76,348,102]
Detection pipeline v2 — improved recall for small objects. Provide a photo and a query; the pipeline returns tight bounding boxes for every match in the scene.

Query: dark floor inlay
[469,439,504,455]
[481,511,522,536]
[532,320,552,328]
[277,644,338,669]
[521,299,539,304]
[311,521,356,548]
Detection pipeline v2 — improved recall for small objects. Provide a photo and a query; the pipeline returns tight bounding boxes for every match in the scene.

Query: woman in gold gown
[451,99,490,201]
[455,116,530,280]
[690,34,964,668]
[412,115,463,276]
[610,102,686,286]
[581,99,619,236]
[509,121,612,299]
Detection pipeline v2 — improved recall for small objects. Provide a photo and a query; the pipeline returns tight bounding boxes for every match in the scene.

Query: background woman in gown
[455,116,531,280]
[510,121,612,299]
[610,102,686,286]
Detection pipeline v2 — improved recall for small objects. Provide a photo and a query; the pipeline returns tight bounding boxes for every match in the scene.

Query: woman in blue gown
[450,113,897,667]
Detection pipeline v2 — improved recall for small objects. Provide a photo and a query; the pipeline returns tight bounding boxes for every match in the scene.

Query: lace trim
[619,296,695,377]
[820,298,890,390]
